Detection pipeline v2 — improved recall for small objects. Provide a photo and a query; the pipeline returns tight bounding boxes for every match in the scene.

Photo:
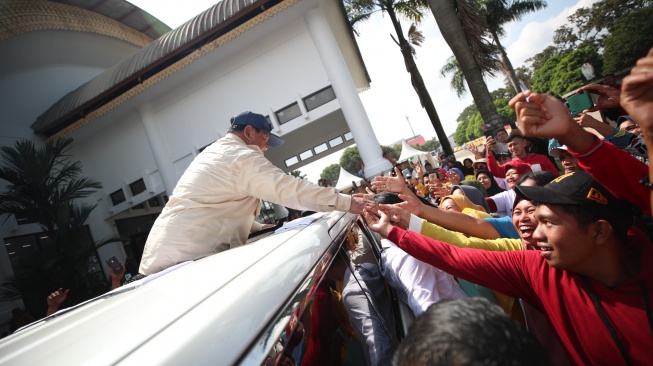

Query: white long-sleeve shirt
[139,133,351,275]
[379,239,466,317]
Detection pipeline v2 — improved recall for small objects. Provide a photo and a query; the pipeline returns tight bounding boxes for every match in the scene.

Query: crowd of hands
[352,46,653,235]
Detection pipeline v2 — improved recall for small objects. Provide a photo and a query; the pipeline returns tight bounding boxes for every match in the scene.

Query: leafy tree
[345,0,454,155]
[532,46,603,96]
[289,170,307,179]
[453,97,516,145]
[440,56,472,98]
[428,0,504,135]
[478,0,547,93]
[319,164,340,186]
[0,138,115,315]
[412,137,442,152]
[602,6,653,73]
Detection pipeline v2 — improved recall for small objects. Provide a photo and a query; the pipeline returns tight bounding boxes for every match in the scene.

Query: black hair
[505,134,525,143]
[516,171,557,187]
[372,191,436,208]
[393,298,550,366]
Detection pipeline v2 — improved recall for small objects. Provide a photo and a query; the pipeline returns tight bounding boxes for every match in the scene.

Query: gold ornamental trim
[0,0,153,46]
[47,0,300,141]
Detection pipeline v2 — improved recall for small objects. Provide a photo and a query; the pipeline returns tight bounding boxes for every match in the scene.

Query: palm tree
[0,138,115,314]
[479,0,547,93]
[426,0,504,132]
[345,0,454,156]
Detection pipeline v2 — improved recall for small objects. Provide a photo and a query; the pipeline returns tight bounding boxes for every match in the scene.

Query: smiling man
[139,111,375,275]
[486,134,560,178]
[365,171,652,365]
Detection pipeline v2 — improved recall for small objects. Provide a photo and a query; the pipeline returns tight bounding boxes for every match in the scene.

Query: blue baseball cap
[231,111,284,147]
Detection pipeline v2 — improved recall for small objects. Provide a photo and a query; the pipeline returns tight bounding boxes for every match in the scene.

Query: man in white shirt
[140,111,375,275]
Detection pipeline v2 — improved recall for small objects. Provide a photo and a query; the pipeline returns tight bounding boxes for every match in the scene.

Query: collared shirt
[139,133,351,275]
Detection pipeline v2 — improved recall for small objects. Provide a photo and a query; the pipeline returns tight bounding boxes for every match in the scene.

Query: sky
[129,0,600,182]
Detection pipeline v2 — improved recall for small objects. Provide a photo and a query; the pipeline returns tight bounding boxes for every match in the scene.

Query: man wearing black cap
[140,111,375,275]
[363,171,653,365]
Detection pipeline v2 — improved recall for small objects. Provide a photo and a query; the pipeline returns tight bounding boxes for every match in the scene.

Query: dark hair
[516,171,557,187]
[496,128,508,134]
[463,158,473,165]
[393,298,550,366]
[373,191,435,207]
[505,134,525,143]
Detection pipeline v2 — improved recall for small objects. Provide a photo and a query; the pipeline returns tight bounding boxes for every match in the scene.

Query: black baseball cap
[231,111,284,147]
[514,171,630,219]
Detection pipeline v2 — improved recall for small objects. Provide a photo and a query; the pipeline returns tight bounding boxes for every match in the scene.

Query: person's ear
[592,220,613,246]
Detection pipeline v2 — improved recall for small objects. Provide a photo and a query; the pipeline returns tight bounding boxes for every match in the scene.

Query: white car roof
[0,211,355,365]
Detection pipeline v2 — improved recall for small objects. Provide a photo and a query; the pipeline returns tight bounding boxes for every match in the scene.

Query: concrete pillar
[138,103,178,194]
[305,8,392,178]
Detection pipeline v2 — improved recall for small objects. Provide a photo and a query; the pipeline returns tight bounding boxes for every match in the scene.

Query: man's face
[507,138,526,158]
[619,120,641,136]
[533,204,596,270]
[474,163,487,172]
[559,151,581,174]
[248,127,270,152]
[496,130,508,143]
[497,155,512,165]
[512,200,539,249]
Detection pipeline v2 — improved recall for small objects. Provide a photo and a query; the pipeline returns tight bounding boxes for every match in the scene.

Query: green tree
[320,164,340,186]
[479,0,547,93]
[345,0,453,155]
[532,46,603,96]
[289,170,307,179]
[440,56,469,97]
[428,0,503,133]
[413,137,442,152]
[0,138,114,315]
[453,97,516,145]
[602,6,653,73]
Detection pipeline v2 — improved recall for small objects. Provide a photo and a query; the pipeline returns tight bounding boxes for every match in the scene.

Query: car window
[255,219,402,366]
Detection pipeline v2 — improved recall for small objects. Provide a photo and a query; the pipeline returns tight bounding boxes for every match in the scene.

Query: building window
[299,150,313,160]
[314,143,328,154]
[129,178,146,196]
[344,132,354,141]
[328,136,343,148]
[303,86,336,111]
[285,156,299,167]
[276,103,302,125]
[110,189,126,206]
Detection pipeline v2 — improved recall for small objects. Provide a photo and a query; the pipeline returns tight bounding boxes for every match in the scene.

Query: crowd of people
[358,47,653,365]
[7,42,652,365]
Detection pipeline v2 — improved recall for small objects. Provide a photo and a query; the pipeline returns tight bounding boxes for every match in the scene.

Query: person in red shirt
[364,171,651,365]
[486,134,559,178]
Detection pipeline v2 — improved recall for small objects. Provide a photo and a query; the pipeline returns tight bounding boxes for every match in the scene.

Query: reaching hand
[379,204,411,229]
[349,195,379,215]
[577,83,621,111]
[109,263,126,281]
[447,170,461,186]
[414,163,423,179]
[574,113,602,129]
[363,208,392,238]
[510,91,574,140]
[485,136,496,153]
[47,288,69,308]
[621,46,653,137]
[396,193,424,216]
[371,167,411,195]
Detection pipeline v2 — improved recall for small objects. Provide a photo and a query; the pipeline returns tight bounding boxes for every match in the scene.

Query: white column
[305,8,392,178]
[138,103,178,194]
